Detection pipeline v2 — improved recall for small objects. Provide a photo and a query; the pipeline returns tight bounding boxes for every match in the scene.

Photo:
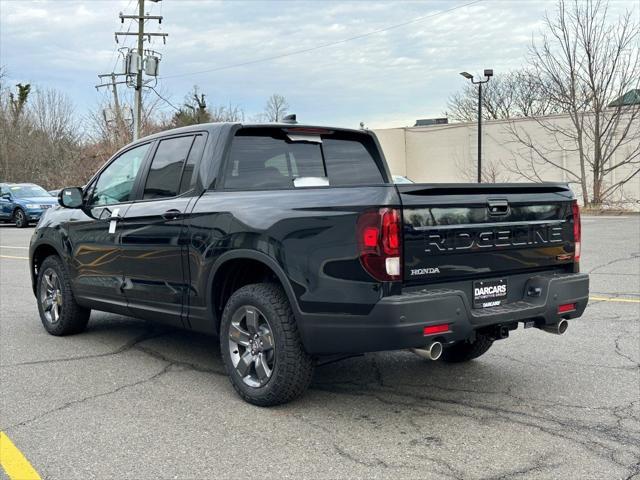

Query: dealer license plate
[473,278,508,308]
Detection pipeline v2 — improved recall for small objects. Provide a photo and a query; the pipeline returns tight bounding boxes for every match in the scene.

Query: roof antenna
[282,113,297,124]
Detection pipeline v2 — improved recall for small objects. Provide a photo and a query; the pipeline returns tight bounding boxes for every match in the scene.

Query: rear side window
[143,136,195,199]
[323,138,384,186]
[222,129,385,190]
[178,134,205,194]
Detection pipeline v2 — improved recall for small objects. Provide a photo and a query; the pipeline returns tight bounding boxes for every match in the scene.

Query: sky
[0,0,633,129]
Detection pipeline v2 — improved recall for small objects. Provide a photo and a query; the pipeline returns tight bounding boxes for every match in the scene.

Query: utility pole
[116,0,167,140]
[95,73,130,140]
[133,0,145,140]
[96,0,167,142]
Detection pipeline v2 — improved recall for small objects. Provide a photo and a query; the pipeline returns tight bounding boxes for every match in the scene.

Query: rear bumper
[298,273,589,355]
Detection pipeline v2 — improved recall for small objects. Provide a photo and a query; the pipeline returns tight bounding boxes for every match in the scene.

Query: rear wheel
[14,208,27,228]
[37,256,90,336]
[441,334,494,363]
[220,283,314,406]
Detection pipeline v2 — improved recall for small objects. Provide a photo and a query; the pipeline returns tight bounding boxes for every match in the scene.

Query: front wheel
[441,334,494,363]
[220,283,314,406]
[37,256,90,335]
[14,208,28,228]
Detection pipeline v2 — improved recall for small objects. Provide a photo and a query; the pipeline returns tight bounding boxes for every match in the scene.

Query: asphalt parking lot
[1,216,639,480]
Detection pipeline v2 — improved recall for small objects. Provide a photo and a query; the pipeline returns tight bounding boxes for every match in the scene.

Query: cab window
[88,143,150,206]
[143,136,196,199]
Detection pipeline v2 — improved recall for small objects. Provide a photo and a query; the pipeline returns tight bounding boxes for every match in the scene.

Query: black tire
[220,283,314,406]
[14,208,28,228]
[36,255,90,336]
[441,334,494,363]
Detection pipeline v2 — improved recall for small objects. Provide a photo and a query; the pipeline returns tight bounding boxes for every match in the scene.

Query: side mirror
[58,187,83,209]
[1,193,11,200]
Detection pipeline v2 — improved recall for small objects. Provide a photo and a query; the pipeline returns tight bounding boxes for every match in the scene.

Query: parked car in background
[0,183,57,228]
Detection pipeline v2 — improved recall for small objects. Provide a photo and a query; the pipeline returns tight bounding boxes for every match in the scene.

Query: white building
[374,111,640,210]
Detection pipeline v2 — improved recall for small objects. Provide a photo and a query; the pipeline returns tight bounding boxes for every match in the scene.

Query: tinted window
[224,133,324,189]
[178,134,205,194]
[222,129,385,189]
[323,137,384,186]
[89,143,150,206]
[143,136,194,199]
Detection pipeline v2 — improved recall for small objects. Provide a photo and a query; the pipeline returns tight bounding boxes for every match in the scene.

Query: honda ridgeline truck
[29,122,589,406]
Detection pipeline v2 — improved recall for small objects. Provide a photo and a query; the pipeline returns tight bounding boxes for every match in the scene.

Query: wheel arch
[207,250,302,333]
[30,242,63,294]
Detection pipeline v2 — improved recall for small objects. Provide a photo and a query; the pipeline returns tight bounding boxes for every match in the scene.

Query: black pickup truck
[29,122,589,406]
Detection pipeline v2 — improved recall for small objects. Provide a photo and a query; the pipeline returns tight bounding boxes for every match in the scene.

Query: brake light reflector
[357,208,402,281]
[363,226,379,248]
[558,303,576,314]
[572,200,581,262]
[382,209,400,255]
[424,324,449,335]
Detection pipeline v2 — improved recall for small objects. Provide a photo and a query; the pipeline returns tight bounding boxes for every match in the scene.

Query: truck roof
[138,122,369,143]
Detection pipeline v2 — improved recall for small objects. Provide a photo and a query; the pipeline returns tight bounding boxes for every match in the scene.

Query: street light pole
[477,81,482,183]
[460,69,493,183]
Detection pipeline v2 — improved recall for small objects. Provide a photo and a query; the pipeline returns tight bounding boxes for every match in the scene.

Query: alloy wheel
[40,268,62,324]
[15,210,25,227]
[228,305,275,387]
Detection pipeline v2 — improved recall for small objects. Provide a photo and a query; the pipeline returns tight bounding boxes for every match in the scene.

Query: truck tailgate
[398,183,578,286]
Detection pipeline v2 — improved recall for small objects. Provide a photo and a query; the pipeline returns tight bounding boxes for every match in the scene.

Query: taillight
[357,208,402,281]
[572,200,581,262]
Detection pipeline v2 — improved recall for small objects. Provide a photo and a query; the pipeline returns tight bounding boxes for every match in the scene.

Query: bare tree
[263,94,289,122]
[86,87,166,168]
[455,157,511,183]
[507,0,639,206]
[446,71,562,122]
[0,83,87,188]
[209,103,244,122]
[169,86,244,127]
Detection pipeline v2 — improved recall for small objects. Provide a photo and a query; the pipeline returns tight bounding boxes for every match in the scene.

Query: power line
[103,0,135,74]
[148,85,181,112]
[160,0,483,80]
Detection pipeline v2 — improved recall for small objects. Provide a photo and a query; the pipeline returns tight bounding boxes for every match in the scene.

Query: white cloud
[0,0,634,129]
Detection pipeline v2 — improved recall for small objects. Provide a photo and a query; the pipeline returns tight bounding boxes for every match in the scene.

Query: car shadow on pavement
[73,312,514,404]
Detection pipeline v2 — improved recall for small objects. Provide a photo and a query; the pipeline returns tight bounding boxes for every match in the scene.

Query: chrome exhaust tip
[538,319,569,335]
[411,341,443,361]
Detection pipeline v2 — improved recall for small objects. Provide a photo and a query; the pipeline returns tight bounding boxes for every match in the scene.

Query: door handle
[162,209,183,220]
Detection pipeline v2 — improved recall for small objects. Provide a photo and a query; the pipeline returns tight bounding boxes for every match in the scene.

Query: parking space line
[0,255,28,260]
[0,432,41,480]
[589,296,640,303]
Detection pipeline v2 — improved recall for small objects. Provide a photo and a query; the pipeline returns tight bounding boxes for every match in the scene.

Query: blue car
[0,183,58,228]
